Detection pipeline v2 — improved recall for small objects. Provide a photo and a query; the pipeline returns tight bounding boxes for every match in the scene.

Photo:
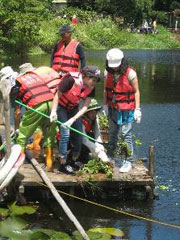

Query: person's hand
[134,108,142,124]
[50,111,57,122]
[97,150,110,163]
[102,105,108,116]
[62,117,75,129]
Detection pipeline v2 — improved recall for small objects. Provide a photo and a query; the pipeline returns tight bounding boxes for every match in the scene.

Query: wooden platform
[16,161,155,200]
[0,124,155,200]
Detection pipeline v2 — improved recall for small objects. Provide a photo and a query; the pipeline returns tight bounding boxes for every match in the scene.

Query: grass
[30,16,180,55]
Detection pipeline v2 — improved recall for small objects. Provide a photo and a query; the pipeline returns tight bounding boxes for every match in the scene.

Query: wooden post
[0,102,4,125]
[26,151,90,240]
[4,96,11,159]
[148,145,155,178]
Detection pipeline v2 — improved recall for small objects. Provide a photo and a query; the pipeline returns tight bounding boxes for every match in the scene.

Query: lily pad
[31,229,71,239]
[8,202,36,216]
[73,230,111,240]
[50,231,71,240]
[0,216,27,237]
[30,230,50,240]
[89,228,124,237]
[0,207,9,217]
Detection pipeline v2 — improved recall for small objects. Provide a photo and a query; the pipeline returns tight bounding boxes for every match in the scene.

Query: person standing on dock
[49,66,101,174]
[0,64,61,171]
[103,48,141,173]
[51,24,85,77]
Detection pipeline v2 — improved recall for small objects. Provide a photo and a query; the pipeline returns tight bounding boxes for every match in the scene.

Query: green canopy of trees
[0,0,179,55]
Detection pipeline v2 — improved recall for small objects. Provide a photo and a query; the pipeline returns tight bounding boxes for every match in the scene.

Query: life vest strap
[55,54,79,61]
[24,90,51,105]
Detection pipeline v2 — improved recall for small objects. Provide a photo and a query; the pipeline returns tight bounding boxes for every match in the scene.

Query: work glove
[134,108,142,124]
[102,105,108,116]
[97,150,110,163]
[50,111,57,122]
[62,117,75,129]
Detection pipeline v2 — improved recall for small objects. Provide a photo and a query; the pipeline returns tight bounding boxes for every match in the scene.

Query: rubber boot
[27,132,42,159]
[45,147,53,171]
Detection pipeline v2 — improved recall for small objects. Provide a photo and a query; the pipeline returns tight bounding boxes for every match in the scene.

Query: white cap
[106,48,124,68]
[0,66,15,81]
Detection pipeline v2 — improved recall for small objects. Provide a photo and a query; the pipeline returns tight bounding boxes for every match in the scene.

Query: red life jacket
[17,71,54,108]
[52,39,80,72]
[106,67,135,110]
[34,66,61,94]
[58,72,92,109]
[82,116,92,133]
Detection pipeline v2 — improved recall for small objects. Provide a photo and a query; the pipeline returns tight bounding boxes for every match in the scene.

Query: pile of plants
[79,158,113,179]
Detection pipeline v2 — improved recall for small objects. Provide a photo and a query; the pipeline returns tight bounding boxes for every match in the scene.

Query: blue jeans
[108,107,134,162]
[57,106,82,162]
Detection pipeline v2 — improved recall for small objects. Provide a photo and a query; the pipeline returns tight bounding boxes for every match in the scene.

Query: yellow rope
[34,180,180,229]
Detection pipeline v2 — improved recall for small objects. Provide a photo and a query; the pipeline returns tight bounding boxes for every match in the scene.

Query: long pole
[26,150,90,240]
[15,100,104,145]
[4,96,11,159]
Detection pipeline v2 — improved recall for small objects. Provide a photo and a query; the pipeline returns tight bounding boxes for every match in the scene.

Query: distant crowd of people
[130,19,158,34]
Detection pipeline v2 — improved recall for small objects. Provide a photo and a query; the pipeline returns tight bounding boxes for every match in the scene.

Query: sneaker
[59,164,76,175]
[70,161,84,171]
[119,161,132,173]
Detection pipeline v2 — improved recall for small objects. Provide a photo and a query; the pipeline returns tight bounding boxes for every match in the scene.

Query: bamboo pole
[3,96,11,159]
[26,150,90,240]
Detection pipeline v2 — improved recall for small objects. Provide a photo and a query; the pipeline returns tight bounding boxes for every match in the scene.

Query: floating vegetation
[80,158,113,178]
[0,202,129,239]
[89,227,125,237]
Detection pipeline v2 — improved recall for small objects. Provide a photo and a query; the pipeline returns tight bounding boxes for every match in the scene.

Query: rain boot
[27,132,42,159]
[45,147,53,171]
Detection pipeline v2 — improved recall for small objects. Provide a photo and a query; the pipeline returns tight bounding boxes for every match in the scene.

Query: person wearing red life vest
[104,48,141,173]
[8,63,61,171]
[51,24,85,76]
[50,66,101,174]
[71,15,78,25]
[78,98,110,165]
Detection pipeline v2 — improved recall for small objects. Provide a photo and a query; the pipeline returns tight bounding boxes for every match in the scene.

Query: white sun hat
[19,63,35,75]
[0,66,15,81]
[106,48,124,68]
[0,66,18,99]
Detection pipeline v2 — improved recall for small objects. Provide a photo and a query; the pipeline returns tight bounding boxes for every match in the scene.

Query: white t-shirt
[104,68,137,82]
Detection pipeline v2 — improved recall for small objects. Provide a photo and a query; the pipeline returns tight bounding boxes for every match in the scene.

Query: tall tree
[0,0,52,55]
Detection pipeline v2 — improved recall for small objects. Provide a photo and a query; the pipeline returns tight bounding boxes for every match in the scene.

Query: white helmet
[106,48,124,68]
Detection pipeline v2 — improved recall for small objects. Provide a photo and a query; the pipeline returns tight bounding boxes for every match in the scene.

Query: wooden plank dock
[0,123,155,201]
[16,160,155,201]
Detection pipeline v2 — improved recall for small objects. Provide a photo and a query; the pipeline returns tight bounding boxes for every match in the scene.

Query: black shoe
[59,164,76,175]
[70,161,84,171]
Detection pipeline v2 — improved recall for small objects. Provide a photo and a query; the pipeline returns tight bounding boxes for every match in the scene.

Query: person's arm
[14,104,21,130]
[51,91,61,113]
[130,77,140,109]
[72,97,91,121]
[50,43,58,67]
[103,69,108,105]
[76,44,85,70]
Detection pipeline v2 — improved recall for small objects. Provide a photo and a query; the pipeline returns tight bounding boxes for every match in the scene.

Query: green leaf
[0,207,9,217]
[30,230,50,240]
[0,216,27,237]
[8,202,36,216]
[89,227,124,237]
[73,230,111,240]
[50,231,71,240]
